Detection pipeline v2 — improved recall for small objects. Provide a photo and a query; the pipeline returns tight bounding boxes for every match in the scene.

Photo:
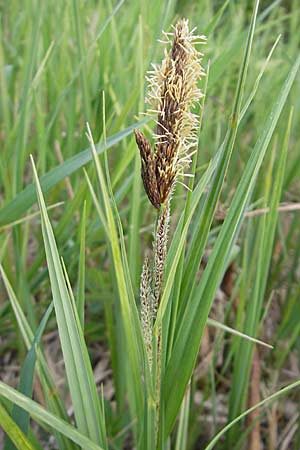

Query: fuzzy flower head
[135,19,206,209]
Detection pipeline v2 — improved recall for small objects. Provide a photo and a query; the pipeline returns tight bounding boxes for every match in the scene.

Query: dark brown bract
[134,129,161,209]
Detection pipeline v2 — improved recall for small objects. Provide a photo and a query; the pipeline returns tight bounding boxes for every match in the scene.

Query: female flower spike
[135,19,206,208]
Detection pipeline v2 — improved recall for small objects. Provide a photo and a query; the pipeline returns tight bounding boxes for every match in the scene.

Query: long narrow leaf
[86,125,144,434]
[4,303,53,450]
[228,109,293,440]
[204,380,300,450]
[77,201,86,329]
[0,118,149,227]
[180,0,260,309]
[0,403,35,450]
[0,265,77,450]
[31,156,107,448]
[0,383,104,450]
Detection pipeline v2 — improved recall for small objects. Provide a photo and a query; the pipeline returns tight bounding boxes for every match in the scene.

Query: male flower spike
[135,19,206,209]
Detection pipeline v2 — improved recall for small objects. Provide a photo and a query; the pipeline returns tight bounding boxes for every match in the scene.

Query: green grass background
[0,0,300,449]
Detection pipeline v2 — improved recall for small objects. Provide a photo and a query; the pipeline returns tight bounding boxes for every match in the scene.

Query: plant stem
[152,201,170,447]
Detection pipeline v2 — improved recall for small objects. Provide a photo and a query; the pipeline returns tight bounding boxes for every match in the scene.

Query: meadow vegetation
[0,0,300,449]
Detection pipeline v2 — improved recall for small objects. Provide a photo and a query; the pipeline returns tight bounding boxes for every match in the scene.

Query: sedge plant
[1,1,300,450]
[134,19,206,446]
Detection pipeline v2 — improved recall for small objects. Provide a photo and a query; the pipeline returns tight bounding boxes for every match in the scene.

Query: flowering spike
[135,19,206,208]
[140,256,154,370]
[153,202,170,311]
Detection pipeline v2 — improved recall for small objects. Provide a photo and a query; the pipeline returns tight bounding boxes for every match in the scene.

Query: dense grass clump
[0,1,300,449]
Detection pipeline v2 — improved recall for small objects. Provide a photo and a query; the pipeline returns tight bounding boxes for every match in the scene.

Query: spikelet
[135,19,206,208]
[152,201,170,311]
[140,256,153,370]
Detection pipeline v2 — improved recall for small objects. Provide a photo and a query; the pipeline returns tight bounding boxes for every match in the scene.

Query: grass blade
[227,108,293,443]
[77,201,86,329]
[0,118,149,227]
[0,265,77,450]
[31,156,107,448]
[86,124,144,436]
[0,383,104,450]
[175,387,190,450]
[180,0,260,311]
[207,318,273,349]
[204,380,300,450]
[0,403,35,450]
[4,303,53,450]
